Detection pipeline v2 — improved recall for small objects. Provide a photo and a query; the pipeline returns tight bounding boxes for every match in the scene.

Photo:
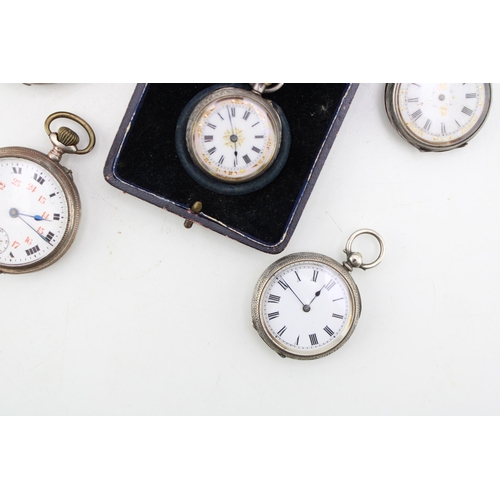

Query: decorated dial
[391,83,491,150]
[0,158,69,267]
[260,260,354,357]
[188,91,280,183]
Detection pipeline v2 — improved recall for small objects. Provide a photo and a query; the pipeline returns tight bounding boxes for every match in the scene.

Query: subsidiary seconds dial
[385,83,492,152]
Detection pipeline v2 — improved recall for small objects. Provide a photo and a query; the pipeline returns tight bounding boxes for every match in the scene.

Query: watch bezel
[251,252,362,360]
[0,147,80,274]
[385,83,492,152]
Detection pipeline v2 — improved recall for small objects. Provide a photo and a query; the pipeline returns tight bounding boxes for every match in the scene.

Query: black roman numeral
[441,122,446,134]
[217,112,224,120]
[49,193,56,198]
[277,326,287,337]
[466,93,477,99]
[33,173,45,185]
[324,326,335,337]
[206,123,216,130]
[309,334,319,345]
[294,271,301,282]
[242,155,251,165]
[268,294,281,303]
[423,119,432,131]
[208,147,216,155]
[408,97,419,102]
[325,279,335,291]
[462,106,473,116]
[53,213,60,220]
[46,231,55,242]
[230,107,236,117]
[9,252,14,258]
[12,166,22,174]
[255,135,264,139]
[411,109,423,120]
[252,122,259,127]
[204,135,213,142]
[251,146,261,154]
[243,110,250,120]
[218,155,225,166]
[312,270,318,282]
[268,311,279,321]
[25,245,40,256]
[277,279,289,290]
[332,313,344,319]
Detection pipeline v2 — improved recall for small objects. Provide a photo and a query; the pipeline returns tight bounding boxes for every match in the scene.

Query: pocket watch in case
[251,229,385,360]
[0,112,95,274]
[385,83,492,152]
[176,83,291,195]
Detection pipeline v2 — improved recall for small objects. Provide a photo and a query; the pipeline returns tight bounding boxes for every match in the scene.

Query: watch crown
[57,126,80,147]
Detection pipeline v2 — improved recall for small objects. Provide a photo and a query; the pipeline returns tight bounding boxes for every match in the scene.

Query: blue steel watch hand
[18,213,51,221]
[18,216,54,246]
[10,209,54,246]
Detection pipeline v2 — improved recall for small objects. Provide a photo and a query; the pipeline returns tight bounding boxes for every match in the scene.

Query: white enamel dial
[259,259,355,358]
[0,158,69,267]
[387,83,491,151]
[187,88,281,183]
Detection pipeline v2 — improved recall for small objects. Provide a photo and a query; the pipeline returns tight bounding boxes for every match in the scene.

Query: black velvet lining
[111,84,351,247]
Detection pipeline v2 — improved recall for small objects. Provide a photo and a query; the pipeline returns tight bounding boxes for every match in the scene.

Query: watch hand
[281,280,306,308]
[18,213,51,221]
[307,285,326,307]
[16,215,54,246]
[227,105,235,133]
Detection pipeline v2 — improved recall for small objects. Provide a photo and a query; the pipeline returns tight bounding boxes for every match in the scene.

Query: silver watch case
[385,83,492,152]
[0,147,81,274]
[251,252,362,360]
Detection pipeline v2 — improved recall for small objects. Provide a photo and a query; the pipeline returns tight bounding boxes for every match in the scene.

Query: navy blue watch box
[104,84,358,254]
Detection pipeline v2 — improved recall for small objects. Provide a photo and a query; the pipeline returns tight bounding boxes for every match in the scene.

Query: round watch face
[186,87,282,183]
[386,83,492,151]
[0,154,76,273]
[252,253,360,360]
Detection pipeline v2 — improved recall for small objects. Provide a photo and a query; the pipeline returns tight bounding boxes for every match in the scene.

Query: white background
[1,83,499,416]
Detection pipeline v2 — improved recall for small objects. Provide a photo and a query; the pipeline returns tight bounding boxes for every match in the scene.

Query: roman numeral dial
[392,83,491,151]
[260,260,353,356]
[187,87,282,184]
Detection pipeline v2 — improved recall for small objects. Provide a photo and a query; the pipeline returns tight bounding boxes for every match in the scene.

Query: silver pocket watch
[176,83,291,195]
[251,229,385,360]
[0,112,95,274]
[385,83,492,152]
